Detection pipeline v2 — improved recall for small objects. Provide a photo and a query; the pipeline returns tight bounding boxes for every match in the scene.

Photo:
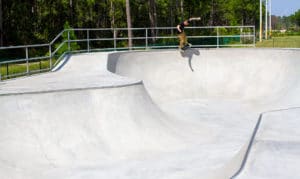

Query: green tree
[0,0,268,47]
[293,9,300,27]
[54,21,79,56]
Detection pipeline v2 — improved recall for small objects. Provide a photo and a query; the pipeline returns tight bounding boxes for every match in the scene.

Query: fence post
[6,63,8,78]
[145,28,148,49]
[49,44,52,70]
[87,30,90,52]
[217,26,219,48]
[26,47,29,75]
[114,29,117,51]
[253,26,256,47]
[240,28,243,44]
[68,30,70,52]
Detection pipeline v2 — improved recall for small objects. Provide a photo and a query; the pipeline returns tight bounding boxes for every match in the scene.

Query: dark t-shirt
[177,22,185,34]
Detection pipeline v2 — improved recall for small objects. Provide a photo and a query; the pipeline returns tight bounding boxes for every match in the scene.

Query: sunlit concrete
[0,48,299,179]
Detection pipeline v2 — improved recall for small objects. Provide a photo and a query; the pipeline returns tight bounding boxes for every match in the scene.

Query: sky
[271,0,300,16]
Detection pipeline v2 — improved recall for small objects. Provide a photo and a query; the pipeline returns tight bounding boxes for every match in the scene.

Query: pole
[145,28,148,49]
[217,26,219,48]
[259,0,262,42]
[253,26,256,47]
[87,30,90,52]
[68,30,70,51]
[26,47,29,75]
[49,44,52,70]
[113,29,117,51]
[269,0,272,38]
[265,0,268,40]
[6,63,8,78]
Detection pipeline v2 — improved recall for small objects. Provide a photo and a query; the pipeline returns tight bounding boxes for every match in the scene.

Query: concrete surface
[233,108,300,179]
[0,48,299,179]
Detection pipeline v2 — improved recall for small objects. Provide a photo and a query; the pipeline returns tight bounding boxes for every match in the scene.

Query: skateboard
[181,43,192,51]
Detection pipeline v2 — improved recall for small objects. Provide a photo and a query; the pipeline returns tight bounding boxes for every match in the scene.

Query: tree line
[271,10,300,32]
[0,0,298,47]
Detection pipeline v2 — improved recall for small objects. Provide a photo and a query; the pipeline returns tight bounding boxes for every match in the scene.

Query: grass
[256,36,300,48]
[0,59,56,80]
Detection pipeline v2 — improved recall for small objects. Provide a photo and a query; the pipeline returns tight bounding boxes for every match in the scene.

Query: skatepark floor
[0,48,300,179]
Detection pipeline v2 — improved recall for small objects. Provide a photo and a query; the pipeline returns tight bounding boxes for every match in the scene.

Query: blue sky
[271,0,300,16]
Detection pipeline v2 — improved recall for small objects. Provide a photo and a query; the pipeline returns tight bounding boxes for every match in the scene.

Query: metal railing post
[145,28,148,49]
[26,47,29,75]
[114,29,117,51]
[87,30,90,52]
[6,63,8,78]
[49,44,52,70]
[240,27,243,44]
[217,26,220,48]
[253,26,256,47]
[68,30,70,52]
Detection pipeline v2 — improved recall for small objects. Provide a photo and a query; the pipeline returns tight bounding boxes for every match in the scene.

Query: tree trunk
[69,0,73,25]
[209,0,214,26]
[110,0,115,28]
[180,0,184,20]
[0,0,3,46]
[125,0,132,48]
[149,0,157,42]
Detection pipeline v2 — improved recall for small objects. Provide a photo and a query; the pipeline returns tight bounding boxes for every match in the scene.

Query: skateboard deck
[181,43,192,51]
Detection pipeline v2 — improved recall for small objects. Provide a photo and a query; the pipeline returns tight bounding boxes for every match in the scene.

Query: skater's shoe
[182,44,190,50]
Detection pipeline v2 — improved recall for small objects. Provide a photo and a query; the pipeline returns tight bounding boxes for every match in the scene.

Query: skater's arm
[177,24,182,33]
[188,17,201,21]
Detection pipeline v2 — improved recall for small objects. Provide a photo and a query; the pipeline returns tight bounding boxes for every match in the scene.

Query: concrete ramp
[107,48,300,179]
[0,49,300,179]
[233,108,300,179]
[108,49,300,106]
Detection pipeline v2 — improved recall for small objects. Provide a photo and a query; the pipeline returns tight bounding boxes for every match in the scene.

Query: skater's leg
[183,33,188,46]
[178,32,186,49]
[183,34,192,47]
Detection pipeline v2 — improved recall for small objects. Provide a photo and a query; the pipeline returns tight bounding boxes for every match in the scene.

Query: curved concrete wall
[0,49,300,179]
[108,49,300,105]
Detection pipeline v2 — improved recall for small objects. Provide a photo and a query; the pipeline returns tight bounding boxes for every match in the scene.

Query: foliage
[0,0,299,47]
[292,9,300,26]
[54,21,80,55]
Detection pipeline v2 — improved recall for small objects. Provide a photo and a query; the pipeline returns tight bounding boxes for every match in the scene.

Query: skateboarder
[177,17,201,51]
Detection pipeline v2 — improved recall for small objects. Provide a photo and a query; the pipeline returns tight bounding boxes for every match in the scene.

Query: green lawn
[0,59,55,80]
[256,36,300,48]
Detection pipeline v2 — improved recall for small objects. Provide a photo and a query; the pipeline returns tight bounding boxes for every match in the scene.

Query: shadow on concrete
[107,52,124,73]
[180,48,200,72]
[52,55,72,72]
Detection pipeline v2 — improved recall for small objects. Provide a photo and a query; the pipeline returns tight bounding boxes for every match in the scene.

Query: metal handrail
[0,26,255,80]
[50,30,67,45]
[65,26,255,30]
[0,43,49,50]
